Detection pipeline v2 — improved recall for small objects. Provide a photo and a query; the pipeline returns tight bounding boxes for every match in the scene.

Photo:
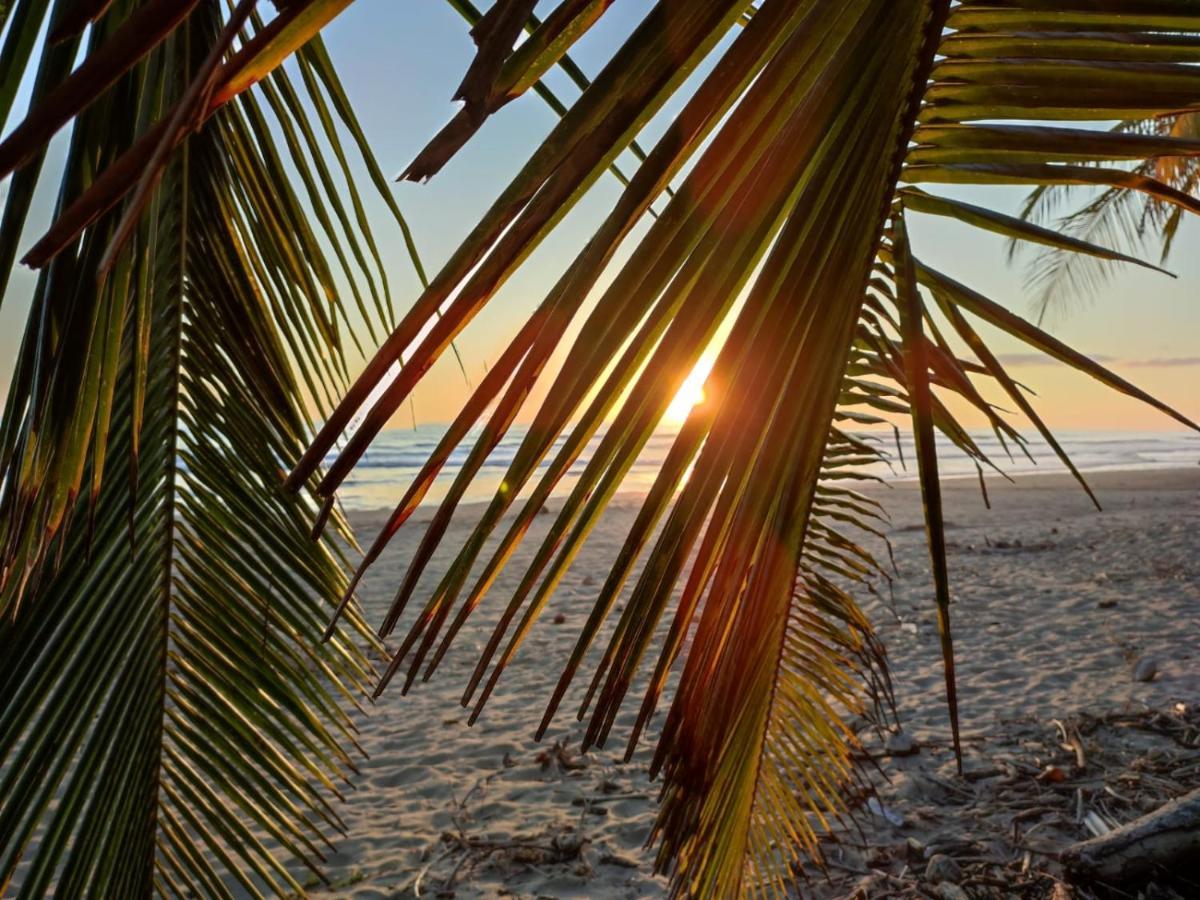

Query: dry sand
[316,467,1199,898]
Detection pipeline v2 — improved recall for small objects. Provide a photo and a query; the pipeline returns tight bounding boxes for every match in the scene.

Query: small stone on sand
[905,837,925,861]
[1132,657,1159,682]
[924,853,962,884]
[885,731,919,757]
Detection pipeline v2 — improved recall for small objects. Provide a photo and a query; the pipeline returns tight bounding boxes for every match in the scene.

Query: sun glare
[665,361,712,426]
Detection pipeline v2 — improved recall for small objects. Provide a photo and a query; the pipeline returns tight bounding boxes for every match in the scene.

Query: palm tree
[0,2,411,896]
[1014,111,1200,323]
[2,1,1199,897]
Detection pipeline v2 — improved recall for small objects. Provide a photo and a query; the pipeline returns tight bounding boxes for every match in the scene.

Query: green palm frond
[0,2,408,894]
[5,1,1200,897]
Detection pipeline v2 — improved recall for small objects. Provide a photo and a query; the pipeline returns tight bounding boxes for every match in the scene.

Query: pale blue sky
[2,1,1197,431]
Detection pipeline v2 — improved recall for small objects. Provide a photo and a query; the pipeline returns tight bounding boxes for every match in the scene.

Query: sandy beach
[317,467,1200,898]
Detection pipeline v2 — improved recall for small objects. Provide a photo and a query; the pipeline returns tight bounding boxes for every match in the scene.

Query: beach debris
[1081,809,1112,837]
[1132,656,1159,682]
[1036,764,1068,783]
[894,771,952,803]
[599,852,639,869]
[885,731,920,757]
[411,846,457,897]
[924,853,962,884]
[1051,719,1087,772]
[551,831,589,856]
[399,702,1200,898]
[960,759,1003,782]
[536,739,588,772]
[1064,786,1200,886]
[980,537,1055,555]
[937,883,969,900]
[1096,598,1118,609]
[867,796,905,827]
[552,612,566,624]
[803,704,1200,898]
[904,836,925,861]
[424,828,596,894]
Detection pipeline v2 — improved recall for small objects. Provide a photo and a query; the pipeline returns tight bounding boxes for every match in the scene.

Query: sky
[2,1,1198,434]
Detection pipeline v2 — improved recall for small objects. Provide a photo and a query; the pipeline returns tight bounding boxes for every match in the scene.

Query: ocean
[327,426,1200,512]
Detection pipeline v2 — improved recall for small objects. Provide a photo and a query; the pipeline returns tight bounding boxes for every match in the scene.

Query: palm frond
[0,1,402,893]
[893,210,962,771]
[1004,114,1200,322]
[974,109,1200,321]
[4,0,1200,897]
[291,2,952,895]
[283,2,1199,894]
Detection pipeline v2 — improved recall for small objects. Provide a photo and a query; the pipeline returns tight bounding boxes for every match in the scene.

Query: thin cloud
[1124,357,1200,368]
[997,352,1116,367]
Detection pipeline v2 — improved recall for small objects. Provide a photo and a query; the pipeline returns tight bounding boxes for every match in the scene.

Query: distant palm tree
[2,1,1199,897]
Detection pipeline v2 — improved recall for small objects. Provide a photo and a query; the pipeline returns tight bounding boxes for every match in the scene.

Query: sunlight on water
[327,427,1200,512]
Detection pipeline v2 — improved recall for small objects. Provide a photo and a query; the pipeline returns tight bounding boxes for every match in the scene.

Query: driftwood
[1062,786,1200,884]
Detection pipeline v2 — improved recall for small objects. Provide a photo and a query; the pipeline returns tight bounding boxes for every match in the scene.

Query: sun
[664,361,712,426]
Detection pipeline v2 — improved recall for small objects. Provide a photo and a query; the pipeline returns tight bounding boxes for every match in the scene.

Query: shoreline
[340,463,1200,520]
